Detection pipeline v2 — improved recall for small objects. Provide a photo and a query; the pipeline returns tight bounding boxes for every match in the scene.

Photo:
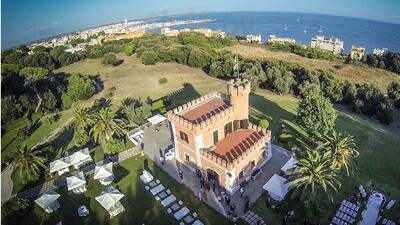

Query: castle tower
[227,78,251,121]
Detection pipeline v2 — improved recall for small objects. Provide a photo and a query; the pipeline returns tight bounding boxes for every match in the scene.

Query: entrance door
[206,168,220,189]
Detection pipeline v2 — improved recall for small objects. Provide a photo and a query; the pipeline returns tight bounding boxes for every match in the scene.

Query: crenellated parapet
[166,91,234,132]
[200,148,233,169]
[200,126,272,169]
[227,78,251,96]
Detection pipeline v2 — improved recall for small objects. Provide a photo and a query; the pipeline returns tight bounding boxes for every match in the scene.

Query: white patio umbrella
[147,114,166,125]
[281,155,297,174]
[49,157,71,175]
[69,148,93,169]
[262,174,290,201]
[66,171,87,193]
[94,163,114,185]
[34,190,60,213]
[95,186,125,218]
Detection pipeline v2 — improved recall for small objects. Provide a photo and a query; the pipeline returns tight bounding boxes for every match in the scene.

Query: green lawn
[2,155,240,225]
[248,90,400,223]
[3,54,400,223]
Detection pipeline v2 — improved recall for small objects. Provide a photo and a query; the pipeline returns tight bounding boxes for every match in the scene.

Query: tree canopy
[297,92,337,137]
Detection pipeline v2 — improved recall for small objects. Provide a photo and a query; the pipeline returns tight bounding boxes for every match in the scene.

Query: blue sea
[4,11,400,53]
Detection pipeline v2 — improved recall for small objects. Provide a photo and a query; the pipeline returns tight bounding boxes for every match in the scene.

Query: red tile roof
[212,129,264,162]
[181,98,230,124]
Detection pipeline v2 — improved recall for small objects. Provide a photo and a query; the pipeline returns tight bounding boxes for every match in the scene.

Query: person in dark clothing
[226,197,231,205]
[178,169,183,180]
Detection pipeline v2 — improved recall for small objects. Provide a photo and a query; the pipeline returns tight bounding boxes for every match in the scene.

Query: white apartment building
[310,36,344,54]
[373,48,388,56]
[245,34,262,43]
[267,35,296,44]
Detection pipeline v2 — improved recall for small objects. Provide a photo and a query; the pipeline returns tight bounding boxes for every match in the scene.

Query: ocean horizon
[2,11,400,53]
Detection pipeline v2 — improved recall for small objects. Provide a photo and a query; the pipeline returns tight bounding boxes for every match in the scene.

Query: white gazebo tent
[281,155,297,175]
[69,148,93,169]
[263,174,290,202]
[147,114,166,125]
[49,157,71,176]
[95,186,125,218]
[34,190,60,213]
[66,171,87,194]
[360,192,385,225]
[94,163,114,185]
[139,169,153,183]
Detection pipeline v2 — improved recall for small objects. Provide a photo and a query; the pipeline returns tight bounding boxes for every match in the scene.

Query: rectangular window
[180,131,188,143]
[240,119,249,129]
[224,122,232,137]
[233,120,240,131]
[213,130,219,144]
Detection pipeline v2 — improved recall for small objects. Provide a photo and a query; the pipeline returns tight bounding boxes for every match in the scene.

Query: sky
[2,0,400,48]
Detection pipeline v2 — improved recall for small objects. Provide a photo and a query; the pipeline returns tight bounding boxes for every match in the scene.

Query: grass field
[224,44,400,91]
[3,155,242,225]
[3,54,400,223]
[58,54,400,215]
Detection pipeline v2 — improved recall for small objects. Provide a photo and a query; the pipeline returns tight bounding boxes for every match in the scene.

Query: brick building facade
[167,79,272,194]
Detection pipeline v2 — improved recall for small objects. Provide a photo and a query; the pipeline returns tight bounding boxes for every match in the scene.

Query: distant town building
[310,36,343,54]
[161,27,180,36]
[161,27,226,38]
[267,35,296,44]
[373,48,388,56]
[350,46,365,60]
[245,34,262,43]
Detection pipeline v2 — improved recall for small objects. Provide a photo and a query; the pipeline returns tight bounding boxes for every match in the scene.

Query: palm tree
[13,146,45,180]
[72,105,91,130]
[321,130,359,175]
[288,149,340,202]
[90,108,125,151]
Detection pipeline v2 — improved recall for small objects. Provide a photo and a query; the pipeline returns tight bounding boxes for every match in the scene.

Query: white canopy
[66,171,87,191]
[281,155,297,173]
[69,148,92,168]
[94,163,113,180]
[360,192,384,225]
[35,190,60,210]
[49,157,71,173]
[95,186,124,211]
[147,114,166,125]
[263,174,289,201]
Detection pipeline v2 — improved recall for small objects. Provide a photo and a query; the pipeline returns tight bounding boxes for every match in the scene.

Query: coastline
[3,11,400,52]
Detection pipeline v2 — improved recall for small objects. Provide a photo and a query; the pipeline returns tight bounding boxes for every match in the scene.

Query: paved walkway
[242,210,267,225]
[141,121,291,224]
[2,148,140,203]
[1,165,14,204]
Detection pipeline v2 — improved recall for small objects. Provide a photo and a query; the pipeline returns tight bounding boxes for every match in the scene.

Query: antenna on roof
[233,56,240,79]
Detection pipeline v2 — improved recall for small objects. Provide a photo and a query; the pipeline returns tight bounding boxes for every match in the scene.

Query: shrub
[387,81,400,108]
[123,43,136,56]
[152,99,166,113]
[1,96,24,121]
[41,90,57,112]
[102,53,120,66]
[187,48,212,68]
[140,50,158,65]
[158,77,168,84]
[258,119,270,129]
[62,74,96,109]
[265,65,296,94]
